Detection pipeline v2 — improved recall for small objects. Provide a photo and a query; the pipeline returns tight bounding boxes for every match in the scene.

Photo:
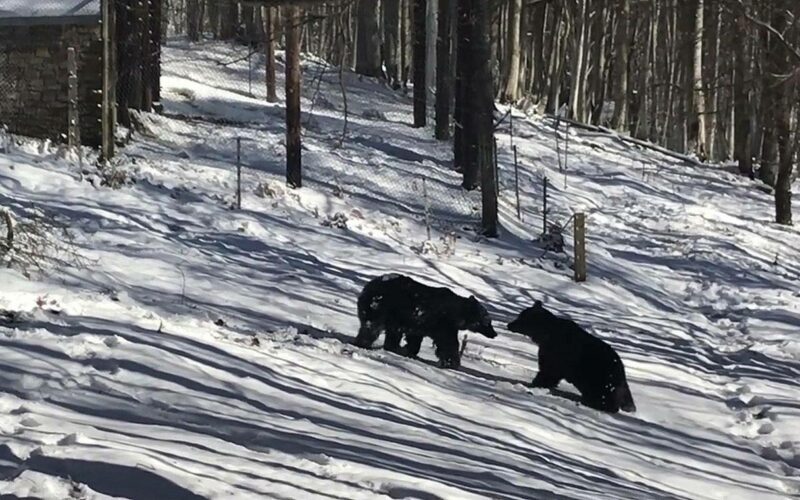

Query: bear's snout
[507,320,521,333]
[483,324,498,338]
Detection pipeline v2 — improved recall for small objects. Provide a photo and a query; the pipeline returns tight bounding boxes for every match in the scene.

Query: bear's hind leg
[580,392,617,413]
[433,331,460,369]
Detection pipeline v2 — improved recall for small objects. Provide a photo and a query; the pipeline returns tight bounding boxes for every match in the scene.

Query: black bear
[507,301,636,413]
[354,274,497,368]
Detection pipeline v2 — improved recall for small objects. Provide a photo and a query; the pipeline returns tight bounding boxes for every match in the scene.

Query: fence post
[101,0,115,160]
[67,47,80,151]
[236,137,242,209]
[248,49,253,97]
[542,176,548,234]
[574,212,587,282]
[509,110,514,149]
[513,145,521,220]
[564,120,570,189]
[422,177,431,241]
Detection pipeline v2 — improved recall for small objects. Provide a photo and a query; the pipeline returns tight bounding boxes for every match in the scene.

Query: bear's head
[507,300,556,344]
[461,296,497,339]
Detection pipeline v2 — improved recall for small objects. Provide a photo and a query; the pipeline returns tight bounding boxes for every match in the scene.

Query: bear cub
[508,301,636,413]
[354,274,497,368]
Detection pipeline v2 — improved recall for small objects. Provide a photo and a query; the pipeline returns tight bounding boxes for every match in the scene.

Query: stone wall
[0,22,103,147]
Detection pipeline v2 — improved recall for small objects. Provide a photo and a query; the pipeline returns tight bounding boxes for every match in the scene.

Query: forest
[158,0,800,225]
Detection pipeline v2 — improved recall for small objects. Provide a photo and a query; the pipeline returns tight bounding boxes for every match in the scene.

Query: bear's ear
[533,300,543,309]
[469,295,478,303]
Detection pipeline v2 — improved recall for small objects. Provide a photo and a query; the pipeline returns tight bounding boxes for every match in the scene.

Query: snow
[1,39,799,499]
[0,0,99,18]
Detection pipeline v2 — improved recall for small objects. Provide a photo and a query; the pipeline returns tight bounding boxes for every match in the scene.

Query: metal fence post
[564,120,570,189]
[423,177,431,241]
[513,145,521,220]
[543,176,548,234]
[574,212,587,282]
[236,137,242,210]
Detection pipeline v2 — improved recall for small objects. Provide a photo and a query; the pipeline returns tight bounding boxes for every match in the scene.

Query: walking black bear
[508,301,636,413]
[354,274,497,368]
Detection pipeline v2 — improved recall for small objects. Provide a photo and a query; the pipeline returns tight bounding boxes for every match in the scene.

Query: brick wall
[0,22,103,147]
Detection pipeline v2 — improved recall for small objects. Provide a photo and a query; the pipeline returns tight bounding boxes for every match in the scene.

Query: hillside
[0,41,799,499]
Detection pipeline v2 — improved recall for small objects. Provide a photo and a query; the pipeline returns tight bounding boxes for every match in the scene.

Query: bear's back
[359,274,459,318]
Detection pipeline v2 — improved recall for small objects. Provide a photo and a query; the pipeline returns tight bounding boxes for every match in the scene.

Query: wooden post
[101,0,115,160]
[574,212,587,282]
[412,0,427,127]
[67,48,80,150]
[285,6,302,188]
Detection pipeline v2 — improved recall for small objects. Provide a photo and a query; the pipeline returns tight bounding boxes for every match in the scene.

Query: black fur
[354,274,497,368]
[508,301,636,413]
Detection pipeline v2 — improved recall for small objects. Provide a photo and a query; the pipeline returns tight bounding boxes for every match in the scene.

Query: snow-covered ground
[1,40,799,499]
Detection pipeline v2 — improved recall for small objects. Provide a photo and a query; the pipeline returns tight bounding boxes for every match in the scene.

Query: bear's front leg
[383,326,404,354]
[529,371,561,389]
[401,334,423,358]
[433,330,460,369]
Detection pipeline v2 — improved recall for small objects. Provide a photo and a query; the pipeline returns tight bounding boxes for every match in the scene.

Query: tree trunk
[187,0,200,41]
[356,0,382,77]
[220,0,237,40]
[207,0,219,39]
[435,0,452,140]
[771,4,794,224]
[569,0,589,121]
[285,7,302,188]
[733,1,753,178]
[383,0,401,88]
[692,0,707,160]
[456,0,477,186]
[470,0,497,237]
[265,7,277,103]
[501,0,522,103]
[611,0,629,130]
[412,0,427,127]
[426,0,438,113]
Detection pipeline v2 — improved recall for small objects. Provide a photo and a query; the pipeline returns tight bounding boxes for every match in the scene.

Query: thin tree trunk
[733,1,753,178]
[693,0,707,160]
[435,0,452,140]
[412,0,427,127]
[383,0,401,88]
[611,0,629,130]
[470,0,497,237]
[501,0,522,103]
[285,6,302,188]
[187,0,200,41]
[265,7,277,103]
